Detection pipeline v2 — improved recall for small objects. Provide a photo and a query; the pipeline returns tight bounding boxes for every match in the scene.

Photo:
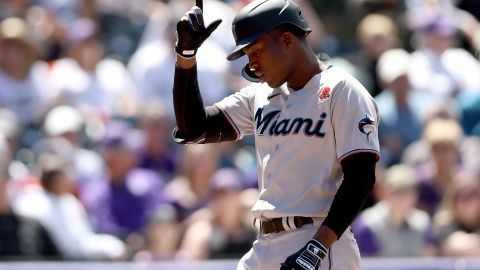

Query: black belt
[259,216,314,234]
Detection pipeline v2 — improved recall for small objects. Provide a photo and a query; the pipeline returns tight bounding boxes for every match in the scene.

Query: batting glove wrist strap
[280,239,328,270]
[175,6,222,58]
[175,47,197,59]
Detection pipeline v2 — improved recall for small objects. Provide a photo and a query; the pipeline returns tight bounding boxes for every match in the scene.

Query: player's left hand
[175,0,222,58]
[280,239,328,270]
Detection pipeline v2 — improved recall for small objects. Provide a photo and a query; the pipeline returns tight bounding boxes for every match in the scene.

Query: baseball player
[172,0,380,269]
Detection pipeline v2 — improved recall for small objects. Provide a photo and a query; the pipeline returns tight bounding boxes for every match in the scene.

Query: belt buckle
[295,217,304,228]
[259,218,277,235]
[271,219,279,233]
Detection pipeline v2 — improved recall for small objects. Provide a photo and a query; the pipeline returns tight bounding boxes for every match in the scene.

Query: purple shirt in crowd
[80,168,167,239]
[137,147,180,182]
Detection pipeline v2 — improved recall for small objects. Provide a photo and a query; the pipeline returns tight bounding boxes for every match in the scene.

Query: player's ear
[280,32,294,49]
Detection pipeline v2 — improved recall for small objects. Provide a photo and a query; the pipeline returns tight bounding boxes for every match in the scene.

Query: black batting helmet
[227,0,311,61]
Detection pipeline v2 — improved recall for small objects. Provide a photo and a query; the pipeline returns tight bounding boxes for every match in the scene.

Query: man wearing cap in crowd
[374,48,441,166]
[0,17,51,128]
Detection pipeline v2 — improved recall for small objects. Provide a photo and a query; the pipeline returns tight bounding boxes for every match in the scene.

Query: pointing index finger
[196,0,203,11]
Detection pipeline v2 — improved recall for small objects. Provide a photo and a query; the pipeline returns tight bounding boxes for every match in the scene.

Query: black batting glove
[175,4,222,58]
[280,239,328,270]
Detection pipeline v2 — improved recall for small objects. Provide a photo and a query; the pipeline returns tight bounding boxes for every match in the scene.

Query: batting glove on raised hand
[280,239,328,270]
[175,0,222,58]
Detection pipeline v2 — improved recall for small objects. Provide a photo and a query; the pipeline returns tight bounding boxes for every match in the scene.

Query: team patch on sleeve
[358,114,376,142]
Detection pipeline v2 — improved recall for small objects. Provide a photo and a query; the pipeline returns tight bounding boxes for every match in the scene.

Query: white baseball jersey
[215,65,380,219]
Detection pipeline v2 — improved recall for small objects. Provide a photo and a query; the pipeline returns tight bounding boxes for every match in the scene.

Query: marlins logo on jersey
[358,114,376,142]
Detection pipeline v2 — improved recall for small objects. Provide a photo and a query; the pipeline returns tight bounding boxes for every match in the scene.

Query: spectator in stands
[0,176,59,260]
[133,204,183,262]
[406,0,480,57]
[456,89,480,136]
[80,120,167,241]
[408,12,480,97]
[137,99,180,183]
[347,13,401,97]
[400,98,462,168]
[0,17,52,147]
[34,0,95,21]
[353,164,436,257]
[43,105,85,147]
[459,136,480,178]
[415,117,465,216]
[40,105,105,187]
[0,108,20,158]
[177,168,256,260]
[0,107,42,199]
[347,0,404,19]
[12,154,126,260]
[163,144,221,221]
[0,134,59,260]
[47,18,137,119]
[433,170,480,256]
[375,48,441,166]
[88,0,145,63]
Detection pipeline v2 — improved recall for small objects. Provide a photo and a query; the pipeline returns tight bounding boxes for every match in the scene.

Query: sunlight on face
[242,31,291,88]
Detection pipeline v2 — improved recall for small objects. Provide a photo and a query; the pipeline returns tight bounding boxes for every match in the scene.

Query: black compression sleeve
[173,65,207,141]
[172,66,237,143]
[322,152,377,238]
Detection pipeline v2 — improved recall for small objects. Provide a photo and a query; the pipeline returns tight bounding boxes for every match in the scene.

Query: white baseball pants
[237,223,361,270]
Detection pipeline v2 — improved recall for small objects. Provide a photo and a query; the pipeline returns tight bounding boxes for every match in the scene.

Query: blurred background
[0,0,479,267]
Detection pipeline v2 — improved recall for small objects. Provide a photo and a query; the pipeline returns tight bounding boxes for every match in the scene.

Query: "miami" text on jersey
[254,108,327,138]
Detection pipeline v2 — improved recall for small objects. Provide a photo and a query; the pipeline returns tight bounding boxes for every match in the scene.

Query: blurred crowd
[0,0,479,262]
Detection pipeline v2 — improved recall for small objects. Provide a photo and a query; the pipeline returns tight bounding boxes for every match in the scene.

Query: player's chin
[265,79,282,88]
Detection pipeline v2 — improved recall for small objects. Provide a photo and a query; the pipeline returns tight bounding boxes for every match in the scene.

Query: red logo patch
[319,87,331,101]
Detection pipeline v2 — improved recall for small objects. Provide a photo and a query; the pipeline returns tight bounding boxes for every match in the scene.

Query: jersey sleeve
[331,76,380,162]
[214,86,256,140]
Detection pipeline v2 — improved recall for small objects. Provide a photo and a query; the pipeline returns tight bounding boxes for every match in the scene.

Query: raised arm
[172,1,236,144]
